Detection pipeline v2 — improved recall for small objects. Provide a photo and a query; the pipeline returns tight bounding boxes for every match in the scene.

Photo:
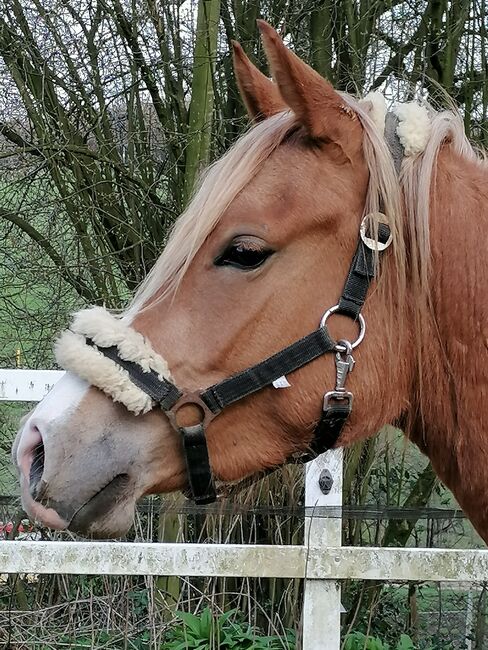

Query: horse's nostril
[29,441,45,499]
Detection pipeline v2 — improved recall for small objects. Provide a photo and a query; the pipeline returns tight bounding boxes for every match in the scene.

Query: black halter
[86,217,392,504]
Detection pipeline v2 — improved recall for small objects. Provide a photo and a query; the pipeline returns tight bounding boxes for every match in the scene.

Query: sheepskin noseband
[55,307,172,415]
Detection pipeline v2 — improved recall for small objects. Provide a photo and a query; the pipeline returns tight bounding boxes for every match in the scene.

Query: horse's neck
[413,145,488,541]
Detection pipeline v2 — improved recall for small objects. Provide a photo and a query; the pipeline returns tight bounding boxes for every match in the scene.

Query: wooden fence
[1,368,487,649]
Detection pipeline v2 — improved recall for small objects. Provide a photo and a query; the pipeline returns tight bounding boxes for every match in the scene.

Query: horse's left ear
[257,21,362,156]
[232,41,286,122]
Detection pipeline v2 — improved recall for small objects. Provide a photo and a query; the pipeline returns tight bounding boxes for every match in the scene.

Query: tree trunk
[183,0,221,207]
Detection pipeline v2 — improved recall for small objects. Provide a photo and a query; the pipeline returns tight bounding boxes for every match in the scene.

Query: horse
[12,22,488,541]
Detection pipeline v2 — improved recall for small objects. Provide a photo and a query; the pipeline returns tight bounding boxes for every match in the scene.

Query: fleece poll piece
[360,92,432,157]
[55,307,172,415]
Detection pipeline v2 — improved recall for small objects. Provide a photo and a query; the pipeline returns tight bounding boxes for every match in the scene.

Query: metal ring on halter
[320,305,366,351]
[360,213,393,251]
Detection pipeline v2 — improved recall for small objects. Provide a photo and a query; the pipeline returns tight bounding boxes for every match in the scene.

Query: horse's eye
[215,239,273,270]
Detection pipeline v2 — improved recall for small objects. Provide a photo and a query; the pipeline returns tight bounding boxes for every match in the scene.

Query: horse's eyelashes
[214,242,273,270]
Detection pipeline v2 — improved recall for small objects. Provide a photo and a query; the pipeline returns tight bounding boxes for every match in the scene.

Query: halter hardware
[166,393,217,430]
[360,212,393,251]
[323,339,355,408]
[320,305,366,350]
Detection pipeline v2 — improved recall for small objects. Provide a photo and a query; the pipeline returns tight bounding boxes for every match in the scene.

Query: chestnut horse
[13,23,488,540]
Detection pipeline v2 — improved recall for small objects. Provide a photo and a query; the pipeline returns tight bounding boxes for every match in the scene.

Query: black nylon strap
[201,327,336,413]
[311,401,352,455]
[179,423,217,504]
[337,222,391,319]
[85,338,182,410]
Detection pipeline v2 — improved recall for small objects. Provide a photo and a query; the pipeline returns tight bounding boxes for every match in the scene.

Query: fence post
[302,449,343,649]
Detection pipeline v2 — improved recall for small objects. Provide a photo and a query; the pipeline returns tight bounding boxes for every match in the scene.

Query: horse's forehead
[253,142,327,189]
[226,143,332,220]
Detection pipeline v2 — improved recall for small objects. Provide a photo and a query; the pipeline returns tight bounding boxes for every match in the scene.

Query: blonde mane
[124,94,485,349]
[123,111,297,319]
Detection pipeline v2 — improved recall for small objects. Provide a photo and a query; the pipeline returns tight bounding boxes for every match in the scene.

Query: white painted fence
[1,368,487,649]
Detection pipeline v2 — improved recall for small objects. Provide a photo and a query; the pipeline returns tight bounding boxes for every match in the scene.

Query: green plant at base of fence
[344,632,416,650]
[161,607,296,649]
[39,630,151,649]
[343,631,458,650]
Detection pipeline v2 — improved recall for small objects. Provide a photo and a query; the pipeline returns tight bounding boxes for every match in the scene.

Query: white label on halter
[273,375,291,389]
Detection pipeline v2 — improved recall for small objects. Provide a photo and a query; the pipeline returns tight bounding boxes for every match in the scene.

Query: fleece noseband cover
[55,307,172,415]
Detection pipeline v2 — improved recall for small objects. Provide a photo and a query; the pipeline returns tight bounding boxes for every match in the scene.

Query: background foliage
[1,0,487,366]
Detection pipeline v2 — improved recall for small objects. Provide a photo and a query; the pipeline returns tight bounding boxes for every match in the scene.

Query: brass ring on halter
[360,212,393,251]
[166,391,217,431]
[320,304,366,351]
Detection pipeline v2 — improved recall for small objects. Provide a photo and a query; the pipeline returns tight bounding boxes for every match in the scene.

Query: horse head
[13,23,415,538]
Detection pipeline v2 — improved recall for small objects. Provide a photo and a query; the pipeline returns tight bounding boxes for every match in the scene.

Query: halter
[56,110,408,505]
[82,217,391,504]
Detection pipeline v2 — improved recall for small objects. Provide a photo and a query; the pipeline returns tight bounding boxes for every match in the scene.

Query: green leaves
[343,632,417,650]
[397,635,416,650]
[162,607,296,650]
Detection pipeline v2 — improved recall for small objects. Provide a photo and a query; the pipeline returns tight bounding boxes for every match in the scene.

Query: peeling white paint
[306,547,488,582]
[0,541,306,578]
[2,542,488,583]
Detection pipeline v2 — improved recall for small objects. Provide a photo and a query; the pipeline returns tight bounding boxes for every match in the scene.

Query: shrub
[161,607,296,649]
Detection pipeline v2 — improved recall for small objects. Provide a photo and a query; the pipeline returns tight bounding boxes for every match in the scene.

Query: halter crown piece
[55,101,426,505]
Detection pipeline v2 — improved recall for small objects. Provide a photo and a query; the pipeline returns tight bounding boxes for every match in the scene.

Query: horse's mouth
[68,473,132,538]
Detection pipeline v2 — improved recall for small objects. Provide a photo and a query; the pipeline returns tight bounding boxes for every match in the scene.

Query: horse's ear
[232,41,287,122]
[257,21,362,154]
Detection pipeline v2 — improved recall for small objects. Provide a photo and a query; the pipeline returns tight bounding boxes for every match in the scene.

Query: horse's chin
[67,474,137,539]
[68,507,135,539]
[19,470,138,539]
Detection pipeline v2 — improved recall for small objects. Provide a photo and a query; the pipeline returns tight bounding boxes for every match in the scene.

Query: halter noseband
[83,217,391,504]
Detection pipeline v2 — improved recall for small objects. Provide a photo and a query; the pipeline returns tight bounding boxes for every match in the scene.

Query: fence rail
[1,368,486,649]
[2,541,488,583]
[0,368,64,402]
